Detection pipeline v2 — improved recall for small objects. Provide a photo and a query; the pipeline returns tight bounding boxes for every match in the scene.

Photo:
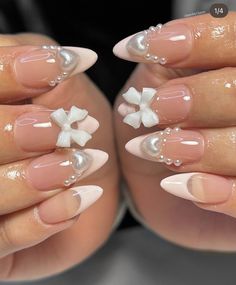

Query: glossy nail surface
[14,46,97,88]
[125,128,204,166]
[26,148,108,191]
[161,173,233,203]
[118,85,192,128]
[37,185,103,224]
[113,23,193,65]
[14,106,99,151]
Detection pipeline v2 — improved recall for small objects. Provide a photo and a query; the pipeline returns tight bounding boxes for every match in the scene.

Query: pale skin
[2,12,236,281]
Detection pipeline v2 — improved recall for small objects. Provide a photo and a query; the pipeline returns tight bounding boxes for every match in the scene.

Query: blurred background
[1,0,236,284]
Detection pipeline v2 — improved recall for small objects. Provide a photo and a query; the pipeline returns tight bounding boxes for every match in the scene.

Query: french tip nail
[72,185,103,214]
[83,148,109,174]
[65,47,98,74]
[160,173,202,202]
[113,36,133,60]
[125,136,146,158]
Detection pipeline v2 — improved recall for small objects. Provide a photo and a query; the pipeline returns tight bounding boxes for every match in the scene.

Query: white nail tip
[64,47,98,74]
[113,36,133,60]
[125,136,146,158]
[72,185,103,214]
[51,106,98,148]
[82,149,109,178]
[160,173,202,202]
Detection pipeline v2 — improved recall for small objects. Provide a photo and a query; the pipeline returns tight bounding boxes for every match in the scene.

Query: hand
[114,12,236,251]
[0,34,119,280]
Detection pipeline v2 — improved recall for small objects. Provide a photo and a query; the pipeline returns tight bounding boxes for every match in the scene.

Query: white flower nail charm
[122,87,159,129]
[51,106,92,147]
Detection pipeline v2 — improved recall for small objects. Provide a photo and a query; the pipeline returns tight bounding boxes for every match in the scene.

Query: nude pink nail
[118,85,192,128]
[14,106,99,152]
[161,173,233,204]
[26,148,108,191]
[14,46,97,88]
[113,23,193,65]
[125,128,204,166]
[151,85,192,124]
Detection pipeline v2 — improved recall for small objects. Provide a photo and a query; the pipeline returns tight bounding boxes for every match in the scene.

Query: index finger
[113,12,236,69]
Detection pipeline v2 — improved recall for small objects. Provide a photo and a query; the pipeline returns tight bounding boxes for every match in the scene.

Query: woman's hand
[114,12,236,251]
[0,34,119,280]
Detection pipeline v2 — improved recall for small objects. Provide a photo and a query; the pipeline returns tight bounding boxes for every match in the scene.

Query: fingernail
[36,185,103,224]
[113,23,192,65]
[14,105,99,151]
[118,85,192,128]
[14,46,97,88]
[125,128,204,166]
[161,173,233,203]
[26,148,108,191]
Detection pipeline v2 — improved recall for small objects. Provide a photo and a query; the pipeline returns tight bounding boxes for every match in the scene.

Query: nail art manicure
[113,23,192,65]
[37,185,103,224]
[161,173,233,204]
[14,105,99,151]
[26,148,108,191]
[118,85,192,128]
[125,128,204,166]
[14,46,97,88]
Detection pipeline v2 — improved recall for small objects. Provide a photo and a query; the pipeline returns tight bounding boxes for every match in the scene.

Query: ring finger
[0,148,107,215]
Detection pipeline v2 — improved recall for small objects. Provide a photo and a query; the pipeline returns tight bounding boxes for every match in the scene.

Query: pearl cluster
[64,150,91,187]
[141,127,182,166]
[42,45,78,87]
[144,24,167,64]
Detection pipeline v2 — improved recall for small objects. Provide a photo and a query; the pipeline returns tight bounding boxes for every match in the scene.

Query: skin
[3,11,236,281]
[114,12,236,251]
[0,34,119,280]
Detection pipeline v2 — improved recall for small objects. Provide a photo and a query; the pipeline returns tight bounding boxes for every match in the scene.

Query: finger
[125,126,236,176]
[0,148,107,215]
[113,12,236,69]
[0,104,99,164]
[118,67,236,129]
[0,35,96,102]
[0,185,102,258]
[160,172,236,219]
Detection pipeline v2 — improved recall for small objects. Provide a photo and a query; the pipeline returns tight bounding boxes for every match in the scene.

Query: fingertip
[65,47,98,74]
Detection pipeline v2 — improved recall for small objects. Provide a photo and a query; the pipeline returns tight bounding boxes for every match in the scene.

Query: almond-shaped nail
[14,105,99,151]
[161,173,233,203]
[14,46,97,88]
[113,23,192,65]
[37,185,103,224]
[26,148,108,191]
[118,86,192,128]
[125,128,204,166]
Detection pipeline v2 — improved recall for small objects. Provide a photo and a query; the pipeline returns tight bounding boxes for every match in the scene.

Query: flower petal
[67,106,88,124]
[123,111,142,129]
[141,108,159,128]
[122,87,141,105]
[56,131,71,147]
[141,88,156,105]
[50,108,68,127]
[71,130,92,147]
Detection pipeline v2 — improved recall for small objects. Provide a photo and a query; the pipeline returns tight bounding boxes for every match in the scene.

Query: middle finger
[0,148,107,215]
